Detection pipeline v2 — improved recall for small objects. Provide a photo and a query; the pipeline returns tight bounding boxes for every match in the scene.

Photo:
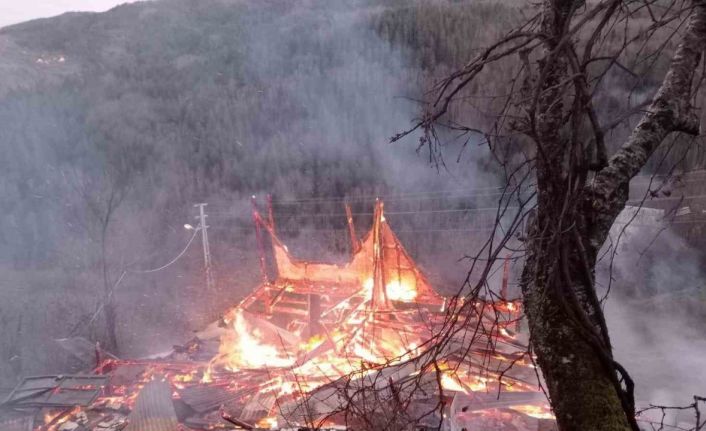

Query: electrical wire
[202,172,706,207]
[72,270,128,336]
[269,187,509,203]
[206,192,706,218]
[71,229,200,336]
[129,228,199,273]
[202,187,523,207]
[207,206,516,218]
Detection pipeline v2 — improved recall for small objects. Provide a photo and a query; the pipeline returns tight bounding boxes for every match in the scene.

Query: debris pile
[1,200,554,431]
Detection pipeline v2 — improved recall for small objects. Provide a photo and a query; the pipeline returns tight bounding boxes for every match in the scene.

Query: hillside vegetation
[0,0,695,387]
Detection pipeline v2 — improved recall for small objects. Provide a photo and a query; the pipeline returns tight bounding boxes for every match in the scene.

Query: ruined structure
[0,200,553,431]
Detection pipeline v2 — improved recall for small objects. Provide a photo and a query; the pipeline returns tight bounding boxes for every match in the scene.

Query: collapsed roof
[1,199,554,431]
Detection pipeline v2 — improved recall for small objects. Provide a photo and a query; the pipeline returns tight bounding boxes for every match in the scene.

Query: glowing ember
[257,416,278,429]
[385,279,417,302]
[363,277,419,302]
[363,277,374,294]
[200,366,213,383]
[353,341,383,364]
[43,410,64,426]
[299,334,325,351]
[440,372,467,393]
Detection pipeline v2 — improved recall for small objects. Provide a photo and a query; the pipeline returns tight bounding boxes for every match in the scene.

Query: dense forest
[0,0,514,385]
[0,0,703,406]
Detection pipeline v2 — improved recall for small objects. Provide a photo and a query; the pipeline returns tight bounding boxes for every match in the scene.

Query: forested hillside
[0,0,517,268]
[0,0,701,393]
[0,0,516,385]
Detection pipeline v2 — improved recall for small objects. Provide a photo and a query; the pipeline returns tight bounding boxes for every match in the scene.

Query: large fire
[25,200,554,431]
[198,200,551,429]
[219,310,297,370]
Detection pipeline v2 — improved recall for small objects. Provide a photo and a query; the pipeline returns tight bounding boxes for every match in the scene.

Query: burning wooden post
[501,254,510,300]
[251,197,272,314]
[371,199,392,311]
[267,194,276,236]
[307,293,322,338]
[344,202,361,254]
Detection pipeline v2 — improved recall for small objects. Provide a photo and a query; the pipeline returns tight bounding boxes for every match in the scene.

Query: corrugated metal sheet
[178,384,246,413]
[124,380,178,431]
[0,412,34,431]
[4,375,107,407]
[239,390,275,423]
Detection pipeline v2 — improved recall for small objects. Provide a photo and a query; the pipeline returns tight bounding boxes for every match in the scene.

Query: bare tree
[64,165,129,355]
[393,0,706,429]
[0,310,23,384]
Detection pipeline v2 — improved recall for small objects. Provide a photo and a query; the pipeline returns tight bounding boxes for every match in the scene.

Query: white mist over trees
[0,0,703,421]
[0,0,504,386]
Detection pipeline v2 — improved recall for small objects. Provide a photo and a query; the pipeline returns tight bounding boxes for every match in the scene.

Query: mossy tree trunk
[520,1,706,430]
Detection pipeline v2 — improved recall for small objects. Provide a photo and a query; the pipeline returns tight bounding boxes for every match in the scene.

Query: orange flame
[218,310,296,370]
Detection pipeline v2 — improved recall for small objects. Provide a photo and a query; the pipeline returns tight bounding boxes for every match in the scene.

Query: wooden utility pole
[195,203,215,292]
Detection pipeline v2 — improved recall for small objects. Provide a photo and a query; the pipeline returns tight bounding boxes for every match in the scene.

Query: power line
[207,221,680,234]
[208,226,502,233]
[129,229,199,273]
[203,172,702,206]
[205,215,706,233]
[627,193,706,203]
[268,187,509,204]
[206,192,706,218]
[207,206,518,218]
[202,171,706,207]
[203,188,528,208]
[71,227,200,336]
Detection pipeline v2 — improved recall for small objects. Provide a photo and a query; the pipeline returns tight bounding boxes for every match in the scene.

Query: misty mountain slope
[0,0,520,383]
[1,0,528,267]
[0,0,704,410]
[0,34,80,97]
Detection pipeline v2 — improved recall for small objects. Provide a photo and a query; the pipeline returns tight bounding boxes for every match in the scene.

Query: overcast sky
[0,1,142,28]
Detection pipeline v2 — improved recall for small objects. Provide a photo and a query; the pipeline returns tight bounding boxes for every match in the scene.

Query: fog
[600,221,706,416]
[0,0,497,386]
[0,0,703,424]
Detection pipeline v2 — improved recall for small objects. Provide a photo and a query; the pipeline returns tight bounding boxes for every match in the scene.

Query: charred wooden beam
[221,410,254,430]
[308,293,322,337]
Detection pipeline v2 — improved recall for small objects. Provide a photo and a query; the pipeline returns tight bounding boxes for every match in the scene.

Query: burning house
[0,200,554,431]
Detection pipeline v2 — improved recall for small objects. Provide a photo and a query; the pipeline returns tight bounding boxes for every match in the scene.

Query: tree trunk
[521,229,631,430]
[101,205,120,355]
[521,1,706,430]
[104,299,119,355]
